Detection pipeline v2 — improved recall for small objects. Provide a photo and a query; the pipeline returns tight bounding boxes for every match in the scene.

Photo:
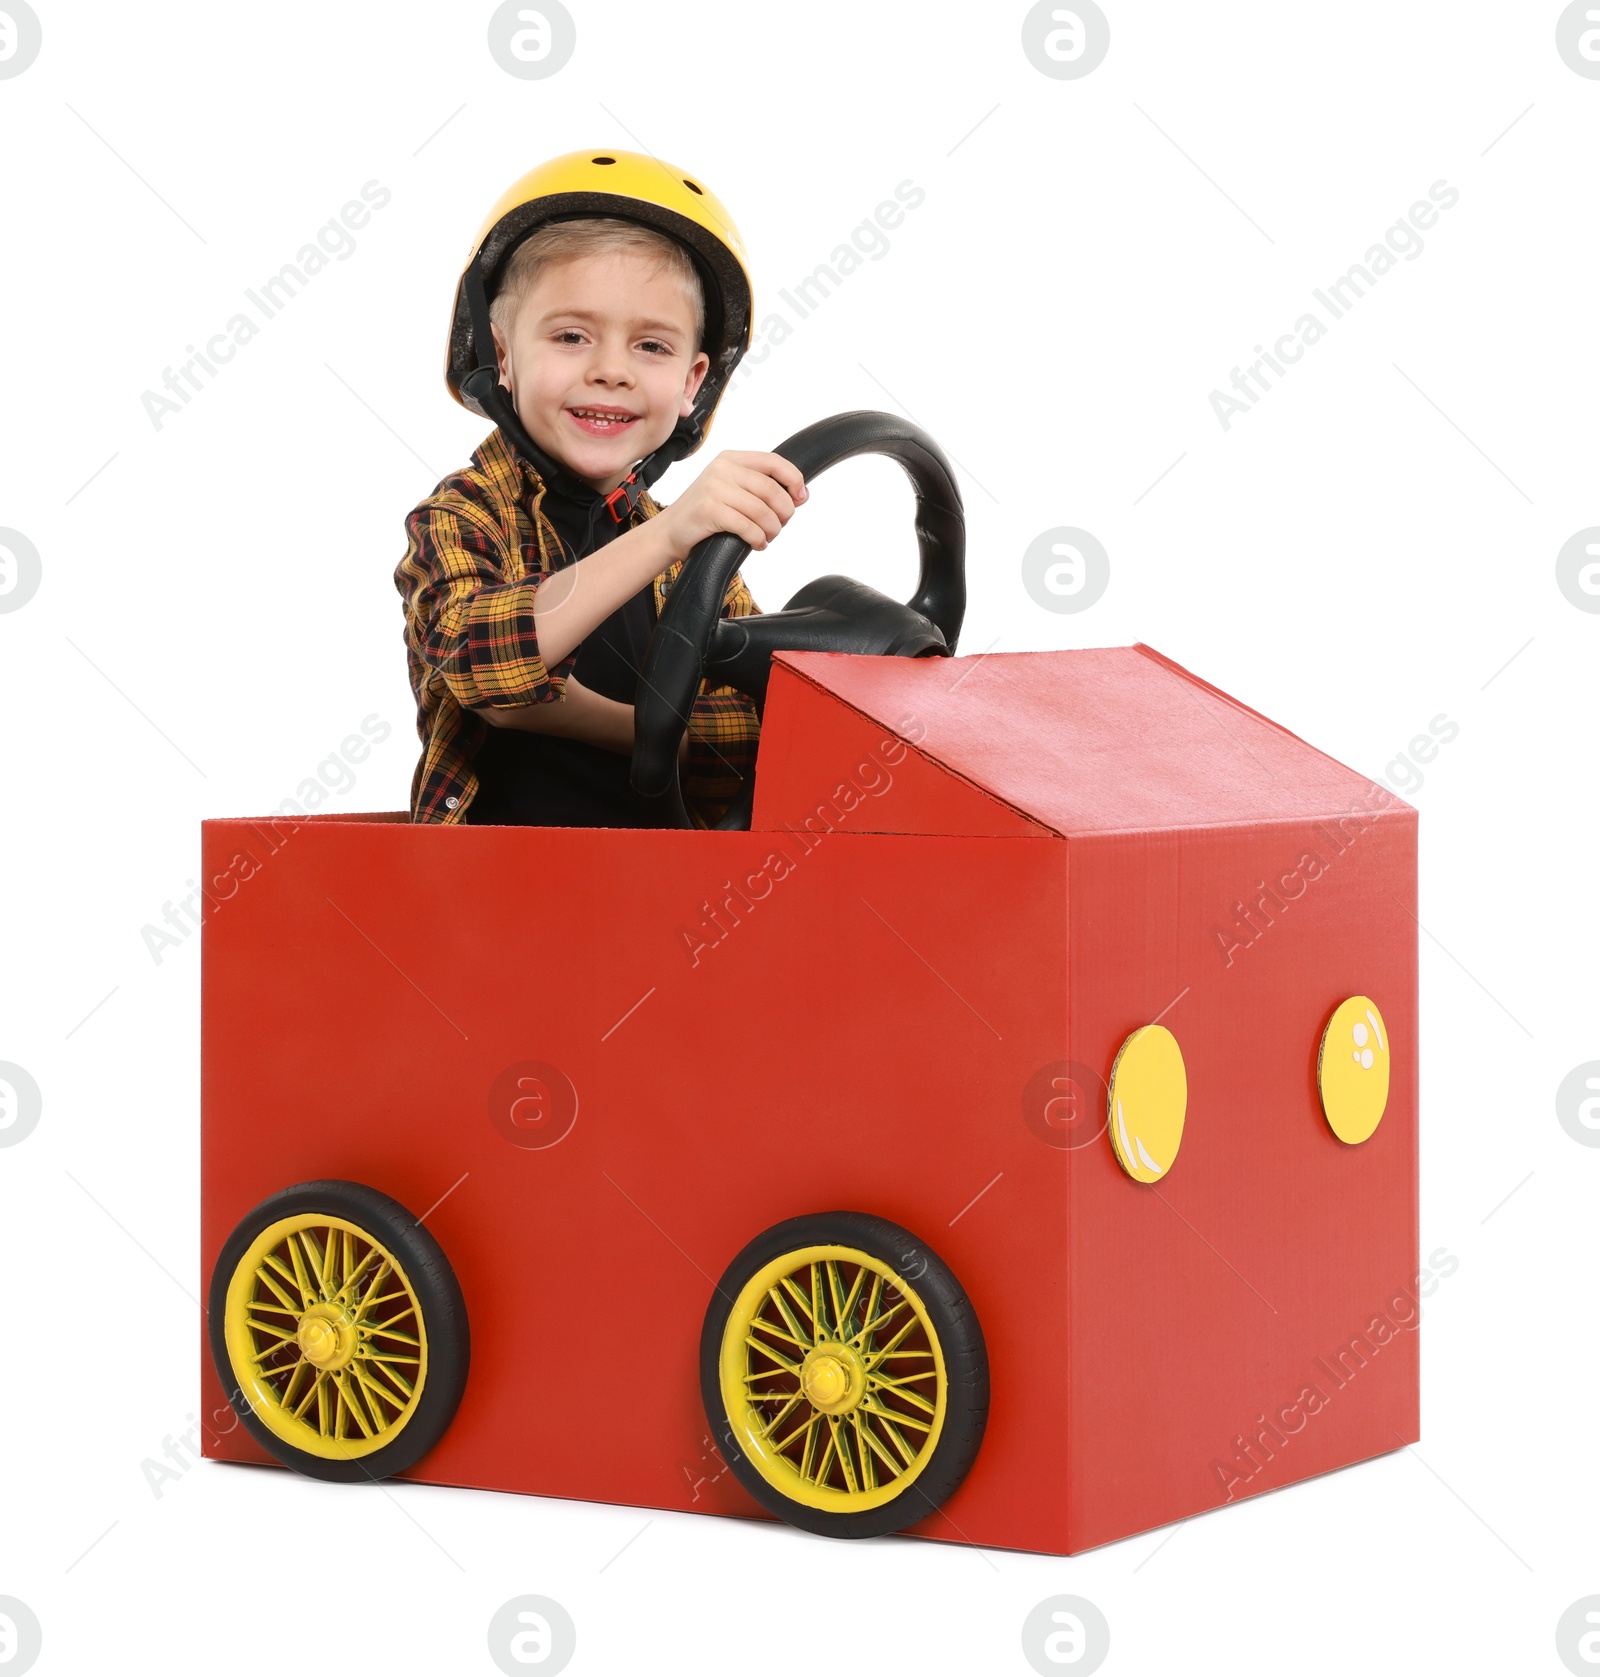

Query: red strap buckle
[603,473,641,523]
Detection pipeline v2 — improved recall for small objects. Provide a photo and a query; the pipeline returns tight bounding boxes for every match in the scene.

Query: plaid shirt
[395,426,761,827]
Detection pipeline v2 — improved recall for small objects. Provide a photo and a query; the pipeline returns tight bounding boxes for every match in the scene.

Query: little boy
[394,151,807,828]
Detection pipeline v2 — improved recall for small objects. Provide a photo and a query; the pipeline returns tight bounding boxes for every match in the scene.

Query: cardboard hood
[753,643,1403,838]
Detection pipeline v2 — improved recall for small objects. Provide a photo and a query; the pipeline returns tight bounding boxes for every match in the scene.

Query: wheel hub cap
[801,1343,865,1415]
[297,1305,354,1370]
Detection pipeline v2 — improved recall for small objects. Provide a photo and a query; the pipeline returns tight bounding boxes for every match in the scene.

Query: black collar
[509,434,642,562]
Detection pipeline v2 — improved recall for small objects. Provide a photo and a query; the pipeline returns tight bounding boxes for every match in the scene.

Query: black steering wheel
[630,410,966,830]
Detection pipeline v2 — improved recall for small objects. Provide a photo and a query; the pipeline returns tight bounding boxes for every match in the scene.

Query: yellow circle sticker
[1318,996,1391,1143]
[1107,1024,1188,1183]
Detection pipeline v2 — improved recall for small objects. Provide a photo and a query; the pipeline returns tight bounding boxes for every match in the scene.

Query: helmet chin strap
[460,259,706,522]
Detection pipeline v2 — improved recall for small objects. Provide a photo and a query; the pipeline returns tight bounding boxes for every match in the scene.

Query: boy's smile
[491,248,710,495]
[566,403,640,437]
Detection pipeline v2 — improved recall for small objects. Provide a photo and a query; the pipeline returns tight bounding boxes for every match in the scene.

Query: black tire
[208,1179,470,1484]
[700,1210,988,1539]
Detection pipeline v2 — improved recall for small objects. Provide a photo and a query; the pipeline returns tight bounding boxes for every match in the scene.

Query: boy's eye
[639,339,672,356]
[553,329,587,345]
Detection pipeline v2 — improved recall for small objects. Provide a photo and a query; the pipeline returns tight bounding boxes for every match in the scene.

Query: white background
[1,2,1596,1673]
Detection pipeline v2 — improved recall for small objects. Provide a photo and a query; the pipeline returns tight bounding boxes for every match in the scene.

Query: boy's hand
[656,451,807,561]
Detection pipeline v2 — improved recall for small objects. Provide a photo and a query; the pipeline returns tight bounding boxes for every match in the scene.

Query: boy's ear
[490,321,512,388]
[679,350,711,416]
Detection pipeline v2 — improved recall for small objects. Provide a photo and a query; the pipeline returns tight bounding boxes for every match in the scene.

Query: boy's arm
[397,496,578,710]
[486,673,692,767]
[524,450,802,669]
[529,516,678,669]
[481,552,758,809]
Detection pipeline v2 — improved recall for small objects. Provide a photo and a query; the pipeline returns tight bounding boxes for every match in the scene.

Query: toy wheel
[207,1179,470,1484]
[701,1210,988,1539]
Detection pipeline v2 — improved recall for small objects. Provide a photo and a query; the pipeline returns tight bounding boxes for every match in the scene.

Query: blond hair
[489,216,706,349]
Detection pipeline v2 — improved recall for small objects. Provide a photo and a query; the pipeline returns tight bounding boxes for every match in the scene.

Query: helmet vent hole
[591,155,616,165]
[683,178,704,194]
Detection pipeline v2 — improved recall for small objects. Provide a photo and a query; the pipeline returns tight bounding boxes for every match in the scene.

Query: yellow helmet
[446,148,753,494]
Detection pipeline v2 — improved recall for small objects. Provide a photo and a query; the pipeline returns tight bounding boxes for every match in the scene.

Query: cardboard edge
[201,810,412,829]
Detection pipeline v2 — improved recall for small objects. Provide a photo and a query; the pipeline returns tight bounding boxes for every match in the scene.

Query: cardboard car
[199,614,1418,1553]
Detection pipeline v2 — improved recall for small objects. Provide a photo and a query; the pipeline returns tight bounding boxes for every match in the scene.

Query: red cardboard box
[200,644,1418,1554]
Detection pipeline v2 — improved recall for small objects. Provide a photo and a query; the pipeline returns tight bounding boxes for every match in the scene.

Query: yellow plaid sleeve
[397,494,576,713]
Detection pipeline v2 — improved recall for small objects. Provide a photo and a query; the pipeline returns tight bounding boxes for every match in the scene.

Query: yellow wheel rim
[719,1244,947,1513]
[222,1214,429,1461]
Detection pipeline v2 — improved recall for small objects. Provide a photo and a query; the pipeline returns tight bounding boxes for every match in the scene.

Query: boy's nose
[585,347,634,387]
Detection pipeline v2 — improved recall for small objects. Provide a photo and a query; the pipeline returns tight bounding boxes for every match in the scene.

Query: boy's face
[491,248,711,495]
